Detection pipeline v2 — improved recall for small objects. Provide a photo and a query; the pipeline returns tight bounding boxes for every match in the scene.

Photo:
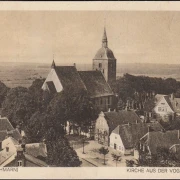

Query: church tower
[93,27,117,84]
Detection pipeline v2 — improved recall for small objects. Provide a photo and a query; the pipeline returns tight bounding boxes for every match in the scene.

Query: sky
[0,11,180,65]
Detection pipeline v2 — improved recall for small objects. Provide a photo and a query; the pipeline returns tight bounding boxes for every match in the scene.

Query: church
[42,28,117,112]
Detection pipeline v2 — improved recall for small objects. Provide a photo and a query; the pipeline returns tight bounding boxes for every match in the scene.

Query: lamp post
[82,137,86,154]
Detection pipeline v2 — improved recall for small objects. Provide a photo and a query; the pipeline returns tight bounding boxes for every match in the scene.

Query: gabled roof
[46,81,56,94]
[104,110,141,133]
[171,98,180,113]
[15,143,47,158]
[141,130,180,155]
[0,117,14,131]
[0,137,47,167]
[163,96,174,112]
[0,117,22,142]
[155,94,167,102]
[78,71,114,98]
[112,122,163,149]
[55,66,86,92]
[24,154,48,167]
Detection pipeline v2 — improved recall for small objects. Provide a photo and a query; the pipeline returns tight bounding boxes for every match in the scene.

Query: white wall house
[153,96,174,121]
[110,130,126,154]
[109,122,163,156]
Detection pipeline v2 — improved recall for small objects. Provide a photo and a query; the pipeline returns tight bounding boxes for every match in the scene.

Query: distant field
[0,62,180,88]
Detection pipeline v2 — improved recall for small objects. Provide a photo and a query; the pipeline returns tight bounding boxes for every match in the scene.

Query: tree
[0,81,9,107]
[28,78,52,111]
[112,152,121,167]
[24,111,47,143]
[1,87,38,127]
[99,147,109,165]
[46,137,82,167]
[48,87,98,133]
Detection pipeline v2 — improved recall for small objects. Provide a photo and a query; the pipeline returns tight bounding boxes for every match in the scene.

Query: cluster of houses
[41,27,180,162]
[0,117,47,167]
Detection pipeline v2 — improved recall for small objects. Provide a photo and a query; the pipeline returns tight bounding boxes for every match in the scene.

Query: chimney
[108,108,111,112]
[170,93,174,101]
[16,147,26,167]
[16,125,21,134]
[21,143,26,152]
[74,63,76,68]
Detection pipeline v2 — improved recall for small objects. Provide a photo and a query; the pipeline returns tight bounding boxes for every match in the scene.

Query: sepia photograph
[1,1,180,179]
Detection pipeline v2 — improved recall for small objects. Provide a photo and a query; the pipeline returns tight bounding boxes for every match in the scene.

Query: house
[0,137,47,167]
[0,117,22,142]
[169,144,180,160]
[140,130,180,156]
[109,121,163,155]
[94,110,141,146]
[42,28,117,112]
[144,93,180,122]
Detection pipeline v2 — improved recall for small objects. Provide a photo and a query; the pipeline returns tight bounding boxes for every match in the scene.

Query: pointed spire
[51,54,56,69]
[102,26,108,48]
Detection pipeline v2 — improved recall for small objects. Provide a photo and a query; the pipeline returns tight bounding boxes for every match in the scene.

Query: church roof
[54,66,86,91]
[78,71,114,98]
[46,81,56,94]
[94,27,116,60]
[94,47,116,60]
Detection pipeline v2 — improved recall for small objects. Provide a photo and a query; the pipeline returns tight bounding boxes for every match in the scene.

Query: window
[6,147,9,152]
[108,97,111,105]
[102,69,104,74]
[158,107,166,112]
[99,63,102,68]
[18,160,22,167]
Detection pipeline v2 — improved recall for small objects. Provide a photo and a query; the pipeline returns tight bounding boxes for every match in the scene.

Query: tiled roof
[78,71,114,98]
[164,96,174,112]
[112,122,163,149]
[169,144,180,160]
[0,130,22,142]
[46,81,57,94]
[55,66,86,92]
[155,94,167,102]
[0,138,47,166]
[104,110,141,133]
[15,143,47,158]
[141,130,180,155]
[144,98,156,112]
[171,98,180,113]
[25,154,48,167]
[0,118,14,131]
